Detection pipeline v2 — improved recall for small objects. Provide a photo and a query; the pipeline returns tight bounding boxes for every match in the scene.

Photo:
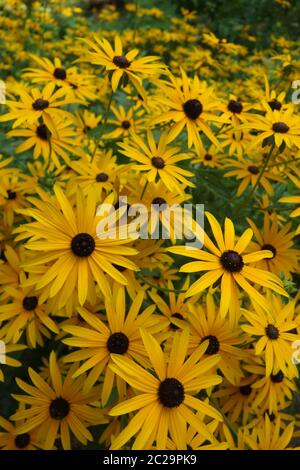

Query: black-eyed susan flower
[62,286,165,404]
[0,414,43,450]
[188,294,247,383]
[148,277,194,331]
[168,212,287,320]
[247,213,300,277]
[103,104,145,140]
[81,35,164,97]
[241,293,299,377]
[0,83,73,136]
[243,104,300,149]
[0,272,58,347]
[153,69,224,152]
[244,358,297,414]
[7,119,82,169]
[118,130,195,192]
[224,152,284,196]
[108,328,223,450]
[11,352,107,450]
[14,186,138,306]
[67,150,119,200]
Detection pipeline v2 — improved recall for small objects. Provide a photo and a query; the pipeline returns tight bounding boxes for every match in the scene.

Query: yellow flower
[11,352,106,450]
[119,130,195,192]
[168,212,287,321]
[81,35,164,97]
[109,328,222,450]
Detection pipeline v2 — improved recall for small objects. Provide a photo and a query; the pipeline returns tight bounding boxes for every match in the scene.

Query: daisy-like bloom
[247,213,300,277]
[213,376,258,425]
[22,56,72,87]
[219,128,251,158]
[224,152,284,196]
[0,83,73,136]
[244,358,297,414]
[0,172,35,227]
[280,174,300,234]
[241,293,300,377]
[255,75,287,113]
[67,150,119,200]
[7,119,83,169]
[62,287,166,405]
[81,35,164,97]
[168,212,287,320]
[118,131,195,192]
[14,186,138,306]
[0,414,43,450]
[130,179,192,241]
[103,104,145,140]
[238,415,296,450]
[22,56,97,103]
[11,352,107,450]
[148,278,194,331]
[188,294,247,383]
[0,272,59,348]
[152,69,224,152]
[108,328,223,450]
[220,94,254,127]
[242,103,300,149]
[196,145,224,168]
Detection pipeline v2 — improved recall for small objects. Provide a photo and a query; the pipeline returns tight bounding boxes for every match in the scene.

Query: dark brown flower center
[220,250,244,272]
[107,332,129,354]
[183,99,203,120]
[261,243,277,259]
[248,165,260,175]
[268,99,282,111]
[121,120,131,130]
[32,98,49,111]
[204,153,213,161]
[239,385,252,396]
[152,197,167,210]
[201,335,220,355]
[96,172,109,182]
[271,370,284,383]
[272,122,289,133]
[71,233,95,257]
[227,99,243,114]
[265,324,279,340]
[22,296,38,311]
[151,156,165,169]
[49,397,70,420]
[36,124,51,141]
[113,55,131,68]
[14,433,30,449]
[53,68,67,80]
[6,189,17,200]
[158,378,184,408]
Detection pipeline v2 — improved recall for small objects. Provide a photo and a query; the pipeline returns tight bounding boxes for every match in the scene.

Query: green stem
[236,142,276,215]
[91,90,114,161]
[140,180,148,200]
[137,273,186,294]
